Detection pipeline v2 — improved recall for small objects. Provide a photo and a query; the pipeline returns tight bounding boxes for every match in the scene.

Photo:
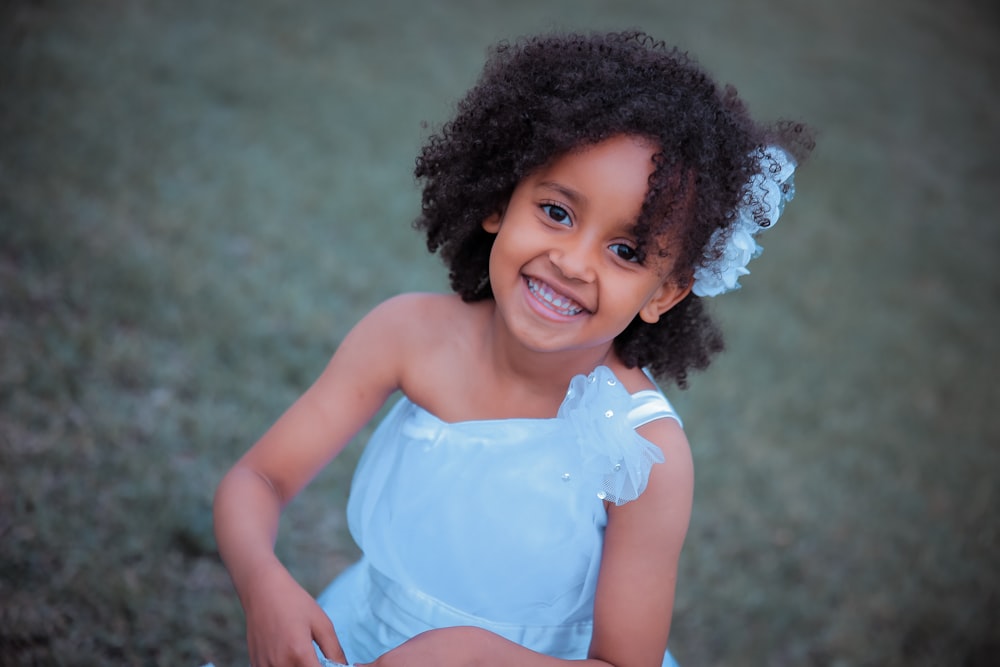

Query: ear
[639,280,692,324]
[482,211,502,234]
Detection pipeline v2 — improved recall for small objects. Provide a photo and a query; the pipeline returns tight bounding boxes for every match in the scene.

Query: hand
[241,564,347,667]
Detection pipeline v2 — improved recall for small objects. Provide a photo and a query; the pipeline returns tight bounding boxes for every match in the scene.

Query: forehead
[526,135,658,217]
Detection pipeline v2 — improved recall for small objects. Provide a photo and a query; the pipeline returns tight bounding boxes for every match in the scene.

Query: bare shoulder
[352,291,485,389]
[373,291,464,313]
[363,292,466,332]
[347,292,458,349]
[606,362,690,461]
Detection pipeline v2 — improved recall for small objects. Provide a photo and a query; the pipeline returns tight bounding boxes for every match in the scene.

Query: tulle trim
[557,366,665,506]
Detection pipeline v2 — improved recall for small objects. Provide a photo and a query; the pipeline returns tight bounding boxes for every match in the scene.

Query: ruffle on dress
[558,366,666,505]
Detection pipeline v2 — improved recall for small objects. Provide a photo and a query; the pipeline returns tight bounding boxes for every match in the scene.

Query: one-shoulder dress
[316,366,682,667]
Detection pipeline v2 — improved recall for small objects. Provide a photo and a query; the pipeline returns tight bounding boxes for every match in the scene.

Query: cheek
[618,278,668,309]
[487,234,516,283]
[491,226,534,265]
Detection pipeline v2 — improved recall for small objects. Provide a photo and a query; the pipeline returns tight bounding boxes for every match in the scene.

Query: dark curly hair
[414,30,813,388]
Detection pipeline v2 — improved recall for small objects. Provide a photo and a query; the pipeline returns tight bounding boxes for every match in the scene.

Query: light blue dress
[316,366,682,667]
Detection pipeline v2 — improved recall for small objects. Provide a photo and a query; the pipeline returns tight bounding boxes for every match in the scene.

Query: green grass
[1,1,998,665]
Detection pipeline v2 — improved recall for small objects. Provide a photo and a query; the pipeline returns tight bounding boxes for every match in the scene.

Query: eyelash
[610,243,640,263]
[539,202,643,264]
[541,203,571,225]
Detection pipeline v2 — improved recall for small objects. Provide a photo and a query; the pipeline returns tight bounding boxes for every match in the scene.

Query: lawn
[1,1,997,665]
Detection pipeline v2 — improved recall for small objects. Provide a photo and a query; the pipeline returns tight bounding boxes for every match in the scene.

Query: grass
[1,1,998,665]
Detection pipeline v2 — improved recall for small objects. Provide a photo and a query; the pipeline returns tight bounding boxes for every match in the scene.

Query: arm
[589,417,694,666]
[361,418,694,667]
[214,296,421,666]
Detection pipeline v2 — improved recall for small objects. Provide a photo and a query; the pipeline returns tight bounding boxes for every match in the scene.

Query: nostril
[550,247,596,282]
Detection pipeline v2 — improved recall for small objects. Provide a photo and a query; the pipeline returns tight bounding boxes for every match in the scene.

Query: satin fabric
[316,366,682,666]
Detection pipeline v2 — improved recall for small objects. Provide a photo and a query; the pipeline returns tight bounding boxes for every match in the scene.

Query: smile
[526,277,585,316]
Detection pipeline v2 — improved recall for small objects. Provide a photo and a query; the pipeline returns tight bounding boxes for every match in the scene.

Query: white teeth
[527,278,584,316]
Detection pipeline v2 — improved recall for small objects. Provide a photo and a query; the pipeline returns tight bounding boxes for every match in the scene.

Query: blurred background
[1,0,997,665]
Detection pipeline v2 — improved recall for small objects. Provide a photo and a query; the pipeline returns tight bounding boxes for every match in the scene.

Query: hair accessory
[691,145,797,297]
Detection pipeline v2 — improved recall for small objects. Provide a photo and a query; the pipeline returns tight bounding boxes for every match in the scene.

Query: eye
[610,243,640,263]
[541,203,571,226]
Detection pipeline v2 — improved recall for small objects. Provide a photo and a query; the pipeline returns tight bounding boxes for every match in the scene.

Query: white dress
[316,366,682,666]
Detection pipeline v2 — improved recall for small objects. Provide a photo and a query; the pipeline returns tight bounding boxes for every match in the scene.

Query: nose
[549,236,597,282]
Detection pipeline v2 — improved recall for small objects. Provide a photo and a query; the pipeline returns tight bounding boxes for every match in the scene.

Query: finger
[312,613,348,664]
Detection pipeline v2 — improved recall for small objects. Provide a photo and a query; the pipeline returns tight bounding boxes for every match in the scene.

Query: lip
[522,275,591,320]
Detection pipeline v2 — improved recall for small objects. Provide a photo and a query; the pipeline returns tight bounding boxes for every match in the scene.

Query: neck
[482,303,616,397]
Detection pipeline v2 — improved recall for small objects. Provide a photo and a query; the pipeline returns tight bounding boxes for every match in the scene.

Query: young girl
[213,30,811,667]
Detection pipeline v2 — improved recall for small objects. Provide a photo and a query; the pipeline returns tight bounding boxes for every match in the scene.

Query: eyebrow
[536,181,588,207]
[536,180,642,236]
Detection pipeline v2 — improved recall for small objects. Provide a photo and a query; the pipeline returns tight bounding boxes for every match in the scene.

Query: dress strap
[628,390,683,429]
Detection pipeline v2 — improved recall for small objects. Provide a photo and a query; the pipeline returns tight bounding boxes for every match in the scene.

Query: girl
[213,30,811,667]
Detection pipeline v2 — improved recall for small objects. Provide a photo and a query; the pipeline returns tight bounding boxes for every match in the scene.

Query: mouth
[525,277,587,317]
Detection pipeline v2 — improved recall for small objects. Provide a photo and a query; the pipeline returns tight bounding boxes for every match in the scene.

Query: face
[482,134,690,358]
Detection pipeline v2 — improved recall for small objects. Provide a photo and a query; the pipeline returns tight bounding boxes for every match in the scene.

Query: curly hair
[414,30,813,388]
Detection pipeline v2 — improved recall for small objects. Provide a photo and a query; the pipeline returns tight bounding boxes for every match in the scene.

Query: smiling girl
[213,30,812,667]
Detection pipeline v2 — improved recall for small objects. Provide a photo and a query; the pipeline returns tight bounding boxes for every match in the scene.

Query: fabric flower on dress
[558,366,665,506]
[691,145,797,297]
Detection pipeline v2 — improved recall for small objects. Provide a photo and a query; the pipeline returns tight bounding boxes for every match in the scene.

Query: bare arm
[589,417,694,666]
[214,295,427,666]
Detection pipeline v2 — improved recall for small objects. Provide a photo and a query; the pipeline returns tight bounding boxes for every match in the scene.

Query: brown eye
[541,204,571,225]
[610,243,639,263]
